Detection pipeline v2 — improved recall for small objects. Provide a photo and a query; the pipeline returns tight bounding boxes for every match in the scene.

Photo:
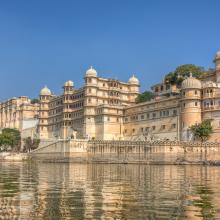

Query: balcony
[203,106,220,111]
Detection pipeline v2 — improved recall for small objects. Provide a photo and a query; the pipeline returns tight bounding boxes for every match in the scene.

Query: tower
[61,80,74,139]
[180,73,202,141]
[38,86,51,139]
[128,75,140,102]
[214,51,220,82]
[84,67,98,139]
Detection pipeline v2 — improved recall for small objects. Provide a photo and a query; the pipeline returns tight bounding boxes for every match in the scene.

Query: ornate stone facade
[1,51,220,141]
[0,96,39,136]
[123,51,220,141]
[38,67,139,140]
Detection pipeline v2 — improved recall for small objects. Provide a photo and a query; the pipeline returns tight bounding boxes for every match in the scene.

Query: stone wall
[30,140,220,164]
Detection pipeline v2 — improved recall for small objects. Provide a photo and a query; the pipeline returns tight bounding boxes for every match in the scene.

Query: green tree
[165,64,206,86]
[136,91,155,103]
[0,128,21,151]
[190,120,213,142]
[23,137,40,152]
[31,98,40,104]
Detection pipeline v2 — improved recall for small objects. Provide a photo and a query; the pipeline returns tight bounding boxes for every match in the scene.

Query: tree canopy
[31,98,40,104]
[23,137,40,152]
[165,64,206,86]
[136,91,155,103]
[190,120,213,142]
[0,128,21,151]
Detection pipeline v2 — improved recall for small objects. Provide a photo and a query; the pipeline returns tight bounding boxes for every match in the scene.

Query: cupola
[64,80,74,87]
[40,86,51,96]
[181,73,201,89]
[128,75,140,85]
[85,66,97,77]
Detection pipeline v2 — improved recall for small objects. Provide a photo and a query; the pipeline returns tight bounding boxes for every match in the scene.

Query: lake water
[0,162,220,219]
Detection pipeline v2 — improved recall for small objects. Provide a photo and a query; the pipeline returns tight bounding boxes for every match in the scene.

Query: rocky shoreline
[0,152,28,161]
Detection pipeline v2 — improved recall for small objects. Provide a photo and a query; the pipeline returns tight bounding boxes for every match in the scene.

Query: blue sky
[0,0,219,100]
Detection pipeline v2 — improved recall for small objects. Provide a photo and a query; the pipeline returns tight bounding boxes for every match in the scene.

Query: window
[145,127,149,131]
[132,129,135,133]
[152,126,156,130]
[195,102,198,106]
[172,124,176,129]
[152,113,156,118]
[162,125,166,130]
[141,127,144,132]
[141,115,145,120]
[163,111,166,116]
[166,84,170,90]
[195,90,198,95]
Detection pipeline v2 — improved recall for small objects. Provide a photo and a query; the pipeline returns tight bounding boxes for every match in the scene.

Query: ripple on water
[0,163,220,219]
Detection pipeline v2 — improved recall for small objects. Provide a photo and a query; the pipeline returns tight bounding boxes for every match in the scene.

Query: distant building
[0,96,39,137]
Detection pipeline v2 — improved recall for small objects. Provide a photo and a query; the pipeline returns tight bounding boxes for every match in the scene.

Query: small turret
[180,73,202,141]
[85,66,97,78]
[63,80,74,94]
[214,51,220,82]
[40,86,51,96]
[128,74,140,94]
[38,86,51,139]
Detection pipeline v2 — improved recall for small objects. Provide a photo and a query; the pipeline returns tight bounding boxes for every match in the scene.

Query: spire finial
[189,72,193,78]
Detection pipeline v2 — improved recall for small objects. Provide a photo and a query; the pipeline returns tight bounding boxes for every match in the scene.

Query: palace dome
[181,73,201,89]
[216,51,220,58]
[128,75,139,85]
[85,66,97,77]
[64,80,74,87]
[40,86,51,96]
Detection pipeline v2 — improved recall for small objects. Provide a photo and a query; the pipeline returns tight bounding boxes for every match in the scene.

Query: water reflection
[0,162,220,219]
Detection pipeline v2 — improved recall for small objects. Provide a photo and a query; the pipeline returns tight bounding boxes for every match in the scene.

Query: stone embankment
[29,139,220,165]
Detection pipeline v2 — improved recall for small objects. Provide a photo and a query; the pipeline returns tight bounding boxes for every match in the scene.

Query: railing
[88,140,220,147]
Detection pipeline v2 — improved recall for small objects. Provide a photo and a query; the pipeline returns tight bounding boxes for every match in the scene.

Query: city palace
[1,51,220,142]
